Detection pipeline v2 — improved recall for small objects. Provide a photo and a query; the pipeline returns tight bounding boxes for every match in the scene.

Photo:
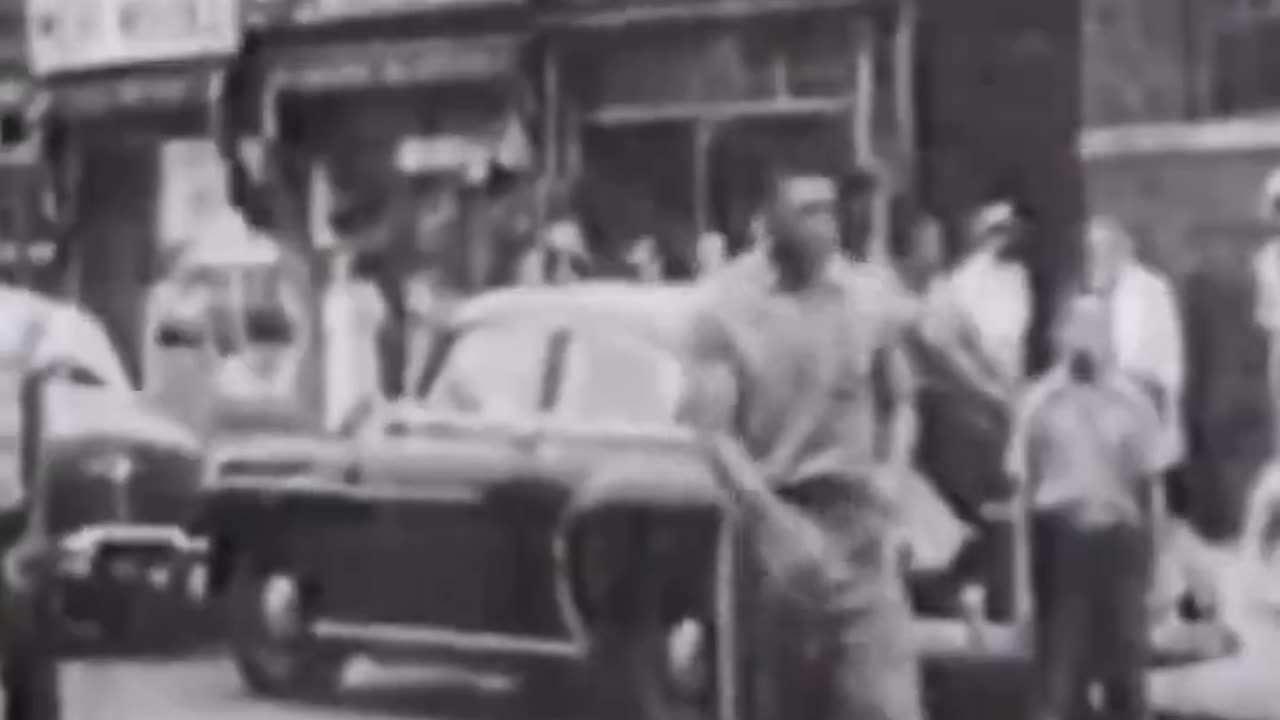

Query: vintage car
[195,281,1232,715]
[0,286,205,642]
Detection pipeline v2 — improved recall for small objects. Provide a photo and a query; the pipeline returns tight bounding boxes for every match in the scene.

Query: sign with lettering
[268,35,519,93]
[246,0,518,27]
[27,0,242,76]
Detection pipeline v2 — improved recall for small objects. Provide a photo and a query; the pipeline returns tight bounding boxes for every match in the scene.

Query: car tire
[226,562,346,698]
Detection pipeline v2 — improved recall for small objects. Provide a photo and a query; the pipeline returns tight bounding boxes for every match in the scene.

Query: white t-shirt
[1254,240,1280,335]
[1106,261,1186,464]
[936,250,1032,383]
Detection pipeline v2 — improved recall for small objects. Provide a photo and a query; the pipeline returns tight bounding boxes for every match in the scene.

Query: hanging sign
[26,0,242,76]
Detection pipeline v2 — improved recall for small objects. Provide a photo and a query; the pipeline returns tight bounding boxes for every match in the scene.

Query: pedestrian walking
[1005,293,1169,720]
[689,162,924,720]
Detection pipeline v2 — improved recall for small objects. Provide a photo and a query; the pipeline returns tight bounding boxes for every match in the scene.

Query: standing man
[690,163,924,720]
[1005,294,1168,720]
[912,201,1032,618]
[1085,217,1186,518]
[1253,167,1280,444]
[923,201,1033,404]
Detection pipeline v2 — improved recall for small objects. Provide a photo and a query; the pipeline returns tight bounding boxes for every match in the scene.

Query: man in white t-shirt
[923,201,1033,404]
[1253,168,1280,445]
[1085,217,1186,518]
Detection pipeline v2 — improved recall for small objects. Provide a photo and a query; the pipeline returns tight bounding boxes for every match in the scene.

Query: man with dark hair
[690,162,924,720]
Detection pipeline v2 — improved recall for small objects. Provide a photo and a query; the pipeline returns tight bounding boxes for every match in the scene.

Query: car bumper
[54,524,209,601]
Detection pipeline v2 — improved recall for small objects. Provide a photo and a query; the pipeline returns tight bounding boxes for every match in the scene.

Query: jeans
[1032,513,1150,720]
[747,476,926,720]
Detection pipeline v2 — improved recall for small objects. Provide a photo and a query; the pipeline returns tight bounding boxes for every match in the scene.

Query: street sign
[26,0,242,76]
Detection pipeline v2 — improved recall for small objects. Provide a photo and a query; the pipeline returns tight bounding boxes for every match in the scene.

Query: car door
[339,322,567,631]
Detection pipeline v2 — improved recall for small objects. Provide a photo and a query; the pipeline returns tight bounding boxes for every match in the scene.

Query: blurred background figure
[1253,166,1280,449]
[322,249,388,429]
[624,234,665,283]
[1084,216,1186,520]
[516,204,592,285]
[891,199,948,298]
[933,201,1033,400]
[695,230,729,277]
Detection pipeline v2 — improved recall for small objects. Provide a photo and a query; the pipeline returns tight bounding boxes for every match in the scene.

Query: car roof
[451,282,708,347]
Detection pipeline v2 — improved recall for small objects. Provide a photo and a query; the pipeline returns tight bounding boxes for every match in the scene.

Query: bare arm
[877,336,919,469]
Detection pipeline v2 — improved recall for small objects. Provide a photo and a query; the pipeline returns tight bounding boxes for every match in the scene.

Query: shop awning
[263,34,523,94]
[44,63,223,119]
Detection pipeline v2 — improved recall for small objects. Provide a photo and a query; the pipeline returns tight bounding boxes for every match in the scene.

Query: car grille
[45,441,201,536]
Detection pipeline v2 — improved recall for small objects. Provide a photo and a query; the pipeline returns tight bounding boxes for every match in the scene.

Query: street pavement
[43,544,1280,720]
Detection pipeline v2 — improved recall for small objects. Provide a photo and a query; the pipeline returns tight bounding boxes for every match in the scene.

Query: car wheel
[227,563,346,698]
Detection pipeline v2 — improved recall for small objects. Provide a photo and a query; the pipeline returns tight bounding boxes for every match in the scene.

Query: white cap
[970,201,1016,238]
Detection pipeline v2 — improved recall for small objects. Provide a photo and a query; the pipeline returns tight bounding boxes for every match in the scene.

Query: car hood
[210,432,353,470]
[44,385,200,455]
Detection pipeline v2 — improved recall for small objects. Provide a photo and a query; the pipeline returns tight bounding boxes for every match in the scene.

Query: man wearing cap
[910,201,1032,618]
[1005,293,1168,720]
[689,163,924,720]
[924,201,1033,400]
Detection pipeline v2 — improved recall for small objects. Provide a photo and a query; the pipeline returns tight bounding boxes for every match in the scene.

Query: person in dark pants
[687,163,924,720]
[1004,294,1168,720]
[2,357,63,720]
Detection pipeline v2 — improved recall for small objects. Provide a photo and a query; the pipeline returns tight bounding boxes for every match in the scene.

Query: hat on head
[971,201,1017,238]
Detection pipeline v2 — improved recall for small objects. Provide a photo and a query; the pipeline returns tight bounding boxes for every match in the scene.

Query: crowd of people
[672,155,1218,720]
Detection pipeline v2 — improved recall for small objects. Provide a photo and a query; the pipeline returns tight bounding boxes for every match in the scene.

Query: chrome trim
[56,523,204,579]
[714,517,738,720]
[551,517,592,651]
[312,620,585,660]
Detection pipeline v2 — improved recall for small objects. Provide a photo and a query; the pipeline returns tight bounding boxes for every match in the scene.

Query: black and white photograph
[0,0,1277,719]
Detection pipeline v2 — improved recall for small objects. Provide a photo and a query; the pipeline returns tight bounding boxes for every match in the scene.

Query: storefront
[540,0,913,266]
[23,0,244,380]
[217,0,535,405]
[0,71,55,292]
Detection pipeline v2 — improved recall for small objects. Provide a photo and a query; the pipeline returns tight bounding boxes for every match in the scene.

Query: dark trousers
[746,478,925,720]
[0,512,61,720]
[1032,513,1150,720]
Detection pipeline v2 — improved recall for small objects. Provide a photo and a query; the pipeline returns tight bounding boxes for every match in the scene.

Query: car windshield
[419,322,550,418]
[556,328,685,425]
